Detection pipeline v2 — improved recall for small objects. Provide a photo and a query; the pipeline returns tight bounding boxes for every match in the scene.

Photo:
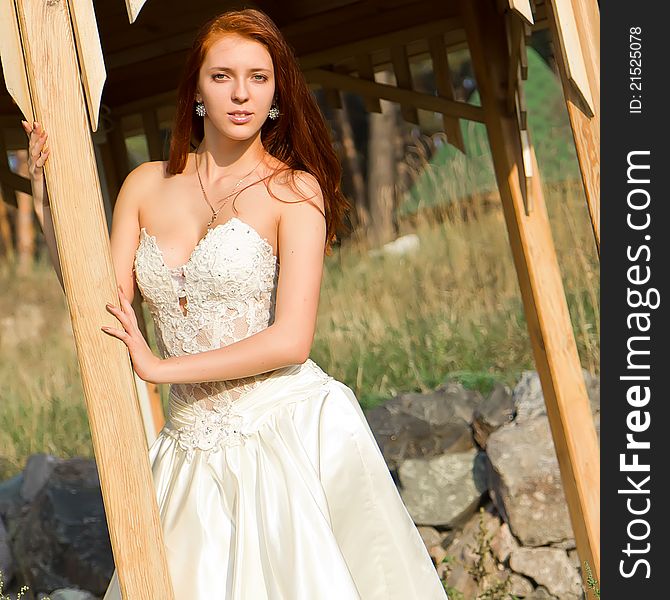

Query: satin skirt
[102,359,448,599]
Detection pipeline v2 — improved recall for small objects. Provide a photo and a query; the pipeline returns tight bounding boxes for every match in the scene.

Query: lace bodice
[133,217,281,416]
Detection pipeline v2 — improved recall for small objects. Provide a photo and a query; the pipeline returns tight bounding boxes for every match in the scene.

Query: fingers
[21,120,50,169]
[105,287,138,332]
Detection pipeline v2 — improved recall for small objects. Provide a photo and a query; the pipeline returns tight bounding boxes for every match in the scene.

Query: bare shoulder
[121,160,165,193]
[273,168,325,220]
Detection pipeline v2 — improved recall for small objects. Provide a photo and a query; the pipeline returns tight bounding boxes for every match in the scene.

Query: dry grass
[0,180,599,481]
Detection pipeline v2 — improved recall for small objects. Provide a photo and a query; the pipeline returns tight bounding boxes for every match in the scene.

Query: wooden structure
[0,0,600,597]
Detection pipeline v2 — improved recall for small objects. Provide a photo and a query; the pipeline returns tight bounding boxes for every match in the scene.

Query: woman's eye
[212,74,268,81]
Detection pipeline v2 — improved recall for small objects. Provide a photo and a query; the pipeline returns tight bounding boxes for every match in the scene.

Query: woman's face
[196,34,276,141]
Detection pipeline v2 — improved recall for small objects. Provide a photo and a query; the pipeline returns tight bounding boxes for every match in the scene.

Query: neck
[196,128,267,183]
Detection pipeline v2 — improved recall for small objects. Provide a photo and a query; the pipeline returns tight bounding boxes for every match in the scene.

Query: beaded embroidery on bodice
[133,217,280,415]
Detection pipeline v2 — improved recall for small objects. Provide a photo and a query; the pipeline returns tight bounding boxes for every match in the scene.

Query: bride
[24,8,448,600]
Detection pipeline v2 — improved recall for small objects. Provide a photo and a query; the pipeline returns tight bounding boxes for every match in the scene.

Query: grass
[0,175,599,481]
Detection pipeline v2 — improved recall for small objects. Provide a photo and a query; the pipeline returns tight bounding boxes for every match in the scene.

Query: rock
[399,448,488,526]
[513,370,599,424]
[508,572,535,596]
[472,382,515,447]
[490,522,519,563]
[11,457,113,597]
[510,547,583,599]
[432,381,485,424]
[441,509,502,596]
[364,390,475,473]
[21,453,60,503]
[0,473,24,523]
[551,538,576,550]
[526,586,558,599]
[486,416,574,546]
[417,525,443,549]
[48,588,98,600]
[0,516,14,586]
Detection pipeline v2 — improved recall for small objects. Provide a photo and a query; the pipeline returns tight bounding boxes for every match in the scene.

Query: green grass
[400,47,581,217]
[0,177,599,481]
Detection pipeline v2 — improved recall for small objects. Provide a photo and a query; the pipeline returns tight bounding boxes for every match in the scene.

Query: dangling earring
[268,104,280,120]
[195,101,207,117]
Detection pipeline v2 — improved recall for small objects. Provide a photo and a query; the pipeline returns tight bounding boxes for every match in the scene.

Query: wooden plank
[546,0,600,255]
[69,0,106,132]
[298,18,462,70]
[0,0,33,122]
[460,0,600,592]
[304,67,486,122]
[506,13,523,114]
[354,54,383,113]
[12,1,175,596]
[549,0,595,117]
[428,34,465,152]
[125,0,149,24]
[508,0,535,25]
[390,45,419,124]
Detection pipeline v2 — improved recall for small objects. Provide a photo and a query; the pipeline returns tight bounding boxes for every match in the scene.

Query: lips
[228,112,252,116]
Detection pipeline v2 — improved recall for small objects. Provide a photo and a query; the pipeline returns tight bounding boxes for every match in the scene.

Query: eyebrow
[208,66,272,73]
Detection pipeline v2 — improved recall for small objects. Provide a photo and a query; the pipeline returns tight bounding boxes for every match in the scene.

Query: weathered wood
[10,1,174,596]
[460,0,600,592]
[546,0,600,256]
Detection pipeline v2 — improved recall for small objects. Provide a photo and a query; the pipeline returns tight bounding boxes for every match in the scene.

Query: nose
[231,78,250,103]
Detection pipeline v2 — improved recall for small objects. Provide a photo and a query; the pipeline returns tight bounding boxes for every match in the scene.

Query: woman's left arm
[105,172,327,385]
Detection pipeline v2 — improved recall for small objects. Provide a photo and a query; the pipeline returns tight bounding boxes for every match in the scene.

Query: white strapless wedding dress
[102,216,448,599]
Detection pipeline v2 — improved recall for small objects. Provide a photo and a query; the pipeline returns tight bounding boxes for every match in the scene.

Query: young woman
[24,8,448,600]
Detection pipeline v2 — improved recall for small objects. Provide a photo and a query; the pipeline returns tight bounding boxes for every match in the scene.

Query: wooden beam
[355,54,383,113]
[298,18,463,70]
[304,67,486,122]
[390,45,420,124]
[11,1,175,596]
[506,13,523,115]
[460,0,600,592]
[0,0,32,122]
[546,0,600,256]
[549,0,594,117]
[508,0,535,24]
[428,34,465,152]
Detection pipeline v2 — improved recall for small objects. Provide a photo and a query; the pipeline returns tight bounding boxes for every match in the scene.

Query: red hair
[166,8,350,255]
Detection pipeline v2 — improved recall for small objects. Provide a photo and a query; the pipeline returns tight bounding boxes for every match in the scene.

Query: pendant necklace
[195,146,265,228]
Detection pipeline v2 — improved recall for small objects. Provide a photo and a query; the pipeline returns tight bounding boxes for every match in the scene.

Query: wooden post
[9,1,174,597]
[460,0,600,590]
[546,0,600,256]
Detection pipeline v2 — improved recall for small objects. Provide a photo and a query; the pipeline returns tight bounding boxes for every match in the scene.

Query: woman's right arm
[22,120,65,290]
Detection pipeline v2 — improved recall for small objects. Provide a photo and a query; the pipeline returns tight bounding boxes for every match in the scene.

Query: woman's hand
[102,285,162,383]
[21,120,50,207]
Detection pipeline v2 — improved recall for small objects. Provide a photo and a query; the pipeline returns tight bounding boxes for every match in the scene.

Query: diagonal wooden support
[546,0,600,257]
[3,0,175,596]
[460,0,600,593]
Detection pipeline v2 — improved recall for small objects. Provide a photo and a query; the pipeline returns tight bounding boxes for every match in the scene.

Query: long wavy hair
[166,8,350,255]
